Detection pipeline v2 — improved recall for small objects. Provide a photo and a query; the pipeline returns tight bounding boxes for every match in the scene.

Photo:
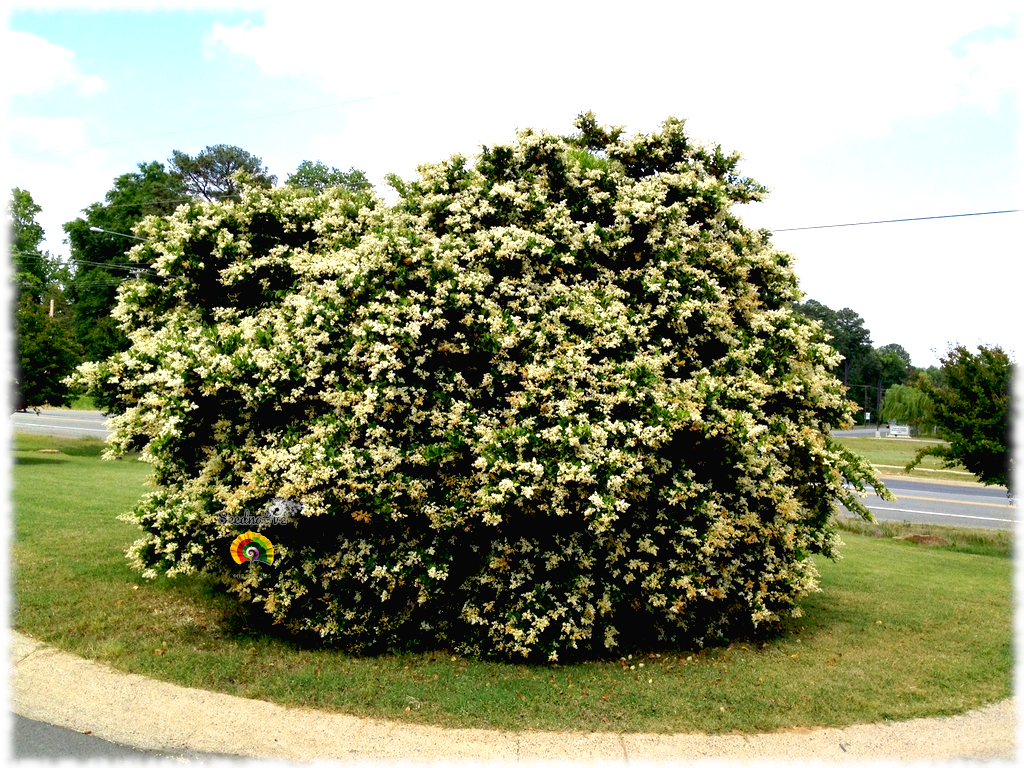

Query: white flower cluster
[72,113,885,661]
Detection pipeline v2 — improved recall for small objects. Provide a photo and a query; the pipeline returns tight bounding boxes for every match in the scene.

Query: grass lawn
[10,432,1013,734]
[834,516,1013,558]
[833,435,985,484]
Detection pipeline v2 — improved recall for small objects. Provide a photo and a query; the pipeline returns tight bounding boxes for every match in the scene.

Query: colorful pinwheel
[230,531,274,566]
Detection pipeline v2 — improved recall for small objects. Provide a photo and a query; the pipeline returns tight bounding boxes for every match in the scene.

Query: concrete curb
[10,631,1017,762]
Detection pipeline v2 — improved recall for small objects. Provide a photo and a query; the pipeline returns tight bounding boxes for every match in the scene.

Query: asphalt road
[10,408,109,438]
[12,713,248,762]
[842,476,1015,531]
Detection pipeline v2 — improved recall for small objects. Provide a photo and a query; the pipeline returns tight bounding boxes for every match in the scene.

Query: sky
[4,0,1021,369]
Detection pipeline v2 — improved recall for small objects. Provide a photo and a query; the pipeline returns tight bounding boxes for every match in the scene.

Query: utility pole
[875,377,884,438]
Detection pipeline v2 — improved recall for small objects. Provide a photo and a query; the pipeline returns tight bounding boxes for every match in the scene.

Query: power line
[15,205,1017,272]
[75,196,196,211]
[15,280,129,288]
[10,248,155,274]
[40,207,1024,234]
[772,209,1020,232]
[13,91,402,159]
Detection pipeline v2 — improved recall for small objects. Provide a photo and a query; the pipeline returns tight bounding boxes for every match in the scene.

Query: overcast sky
[5,0,1020,369]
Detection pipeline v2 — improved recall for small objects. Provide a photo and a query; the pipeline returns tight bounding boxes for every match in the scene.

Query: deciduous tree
[877,343,911,369]
[792,300,874,386]
[907,344,1013,491]
[8,189,81,408]
[8,187,58,300]
[63,161,188,361]
[14,292,81,408]
[286,160,371,194]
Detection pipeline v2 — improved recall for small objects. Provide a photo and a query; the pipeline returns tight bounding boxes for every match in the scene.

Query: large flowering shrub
[74,115,886,661]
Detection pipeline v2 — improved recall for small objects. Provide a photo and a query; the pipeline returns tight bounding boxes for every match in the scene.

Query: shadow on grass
[192,568,801,666]
[11,437,110,458]
[13,456,71,466]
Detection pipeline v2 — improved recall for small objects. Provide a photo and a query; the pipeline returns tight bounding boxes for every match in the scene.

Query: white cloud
[960,36,1021,105]
[5,154,115,261]
[205,0,1019,159]
[8,116,92,157]
[234,0,1017,233]
[8,1,269,9]
[4,30,106,96]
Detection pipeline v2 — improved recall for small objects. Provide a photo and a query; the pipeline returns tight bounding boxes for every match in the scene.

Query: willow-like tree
[881,383,935,434]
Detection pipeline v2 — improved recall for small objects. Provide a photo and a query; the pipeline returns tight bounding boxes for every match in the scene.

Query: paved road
[13,713,248,762]
[841,477,1015,531]
[10,408,109,438]
[832,426,889,438]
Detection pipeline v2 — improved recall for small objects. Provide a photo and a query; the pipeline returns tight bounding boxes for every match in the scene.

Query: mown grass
[834,515,1013,558]
[10,433,1013,734]
[833,435,982,483]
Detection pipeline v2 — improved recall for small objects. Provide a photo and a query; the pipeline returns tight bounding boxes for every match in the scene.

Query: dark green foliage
[63,162,188,362]
[9,188,81,408]
[168,144,276,202]
[876,343,911,369]
[792,301,916,423]
[13,291,82,409]
[907,344,1013,491]
[869,343,913,394]
[792,300,874,387]
[921,365,946,388]
[8,187,59,300]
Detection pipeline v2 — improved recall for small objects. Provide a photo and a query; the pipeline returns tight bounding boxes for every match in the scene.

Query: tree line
[792,298,933,421]
[10,145,370,406]
[791,299,1012,491]
[8,146,1012,490]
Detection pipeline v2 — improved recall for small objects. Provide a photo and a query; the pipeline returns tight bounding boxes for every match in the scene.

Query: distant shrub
[71,114,883,661]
